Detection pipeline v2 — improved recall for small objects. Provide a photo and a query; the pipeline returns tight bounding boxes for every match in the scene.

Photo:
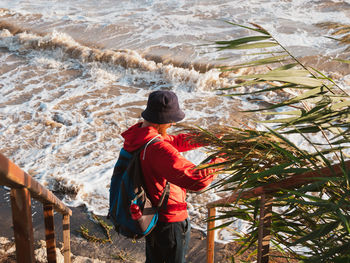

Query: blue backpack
[109,137,169,239]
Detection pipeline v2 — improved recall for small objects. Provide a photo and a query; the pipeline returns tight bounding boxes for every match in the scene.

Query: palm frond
[190,21,350,262]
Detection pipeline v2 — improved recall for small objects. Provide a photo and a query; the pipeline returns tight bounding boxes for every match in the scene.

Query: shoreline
[0,187,236,262]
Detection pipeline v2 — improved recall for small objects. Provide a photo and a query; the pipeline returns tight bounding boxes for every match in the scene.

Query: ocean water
[1,0,350,242]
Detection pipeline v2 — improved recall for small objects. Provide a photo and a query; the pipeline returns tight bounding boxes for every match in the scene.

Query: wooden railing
[206,160,350,263]
[0,153,72,263]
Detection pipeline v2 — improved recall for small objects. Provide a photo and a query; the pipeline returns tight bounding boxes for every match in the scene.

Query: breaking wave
[0,21,230,92]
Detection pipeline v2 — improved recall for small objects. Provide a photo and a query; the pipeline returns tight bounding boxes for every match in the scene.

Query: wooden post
[1,153,72,263]
[62,214,71,263]
[0,153,72,216]
[10,187,35,263]
[44,204,57,263]
[257,194,272,263]
[206,207,216,263]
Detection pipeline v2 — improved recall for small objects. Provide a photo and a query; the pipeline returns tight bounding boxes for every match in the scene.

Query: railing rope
[0,153,72,263]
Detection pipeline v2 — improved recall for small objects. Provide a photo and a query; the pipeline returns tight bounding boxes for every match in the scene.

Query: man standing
[120,90,223,263]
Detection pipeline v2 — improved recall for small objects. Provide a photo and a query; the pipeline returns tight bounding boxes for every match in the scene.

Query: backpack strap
[139,135,170,211]
[142,135,161,161]
[157,181,170,211]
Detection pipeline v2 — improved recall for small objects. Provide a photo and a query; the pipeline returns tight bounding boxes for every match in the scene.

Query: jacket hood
[121,122,161,152]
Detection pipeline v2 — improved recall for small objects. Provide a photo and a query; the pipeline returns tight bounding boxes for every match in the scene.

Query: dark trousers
[145,218,191,263]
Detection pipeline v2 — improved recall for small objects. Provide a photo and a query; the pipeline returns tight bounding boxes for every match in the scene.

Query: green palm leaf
[193,21,350,262]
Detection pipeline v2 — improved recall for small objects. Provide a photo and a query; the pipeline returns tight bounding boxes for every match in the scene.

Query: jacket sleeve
[146,141,222,191]
[164,133,203,152]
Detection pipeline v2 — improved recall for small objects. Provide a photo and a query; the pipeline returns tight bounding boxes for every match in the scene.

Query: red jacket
[121,122,221,222]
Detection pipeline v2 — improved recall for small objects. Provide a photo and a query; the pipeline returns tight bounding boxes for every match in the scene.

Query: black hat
[141,90,185,124]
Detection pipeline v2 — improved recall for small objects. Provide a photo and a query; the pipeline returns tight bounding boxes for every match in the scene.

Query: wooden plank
[206,207,216,263]
[208,159,350,208]
[10,188,35,263]
[257,194,272,263]
[0,153,72,216]
[62,214,71,263]
[44,204,57,263]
